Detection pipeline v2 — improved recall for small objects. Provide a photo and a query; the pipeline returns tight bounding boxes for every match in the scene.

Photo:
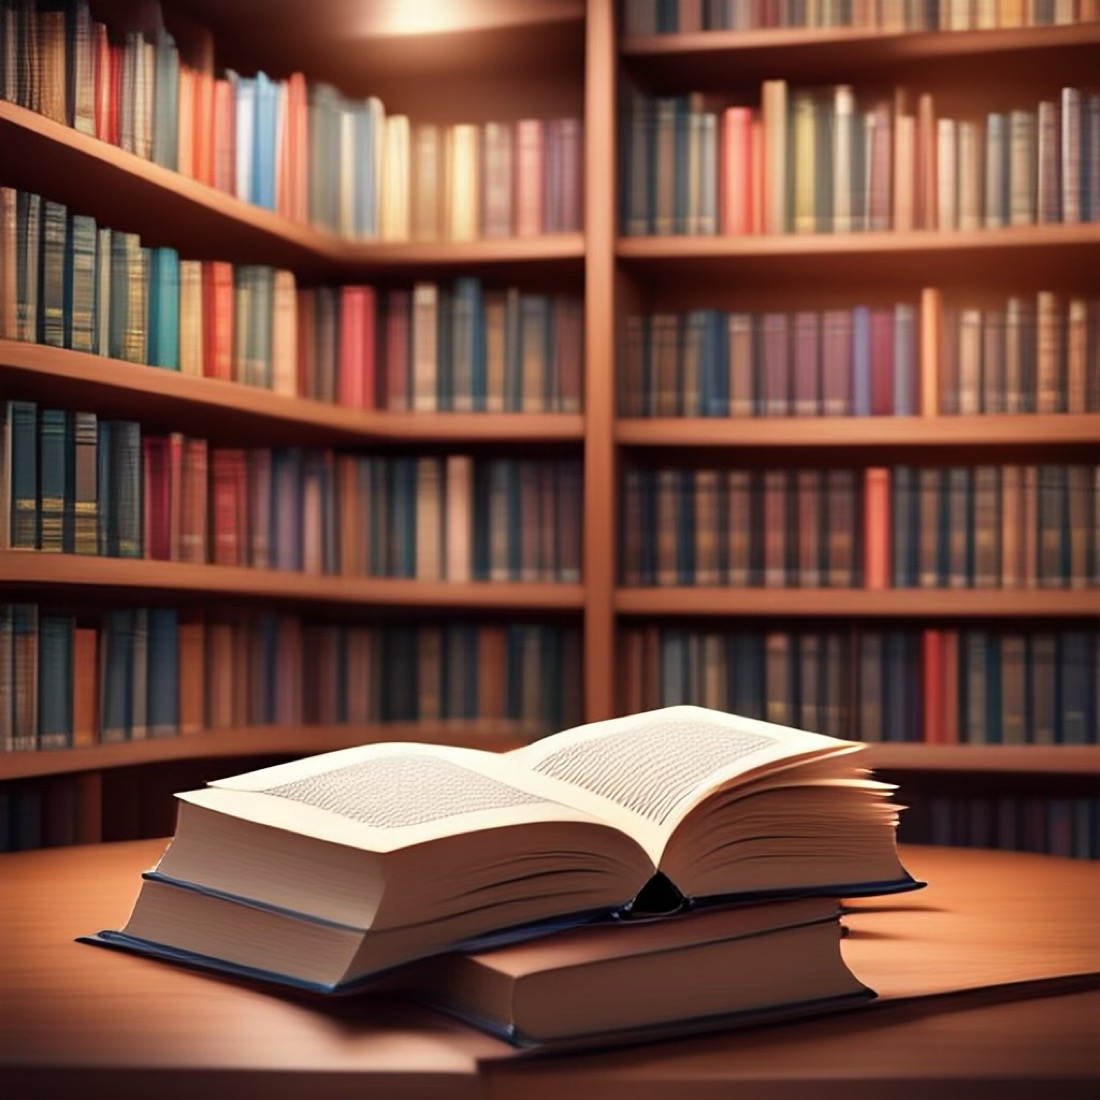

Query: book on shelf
[84,705,918,992]
[402,894,871,1049]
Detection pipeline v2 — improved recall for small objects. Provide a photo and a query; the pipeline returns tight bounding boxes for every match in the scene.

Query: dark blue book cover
[8,400,39,550]
[148,608,179,739]
[37,611,74,750]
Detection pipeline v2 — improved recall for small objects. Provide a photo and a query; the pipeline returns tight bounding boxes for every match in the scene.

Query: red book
[194,68,216,188]
[177,66,195,178]
[869,307,894,415]
[863,467,890,590]
[921,629,943,744]
[338,286,376,409]
[211,448,247,566]
[213,77,236,194]
[202,261,234,381]
[106,44,122,148]
[168,432,184,560]
[721,106,753,235]
[515,118,545,237]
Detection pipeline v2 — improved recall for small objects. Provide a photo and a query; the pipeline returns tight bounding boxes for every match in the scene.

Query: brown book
[72,625,99,748]
[405,896,870,1049]
[863,467,890,591]
[177,615,205,736]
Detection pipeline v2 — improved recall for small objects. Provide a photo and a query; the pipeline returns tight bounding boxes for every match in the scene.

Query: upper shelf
[0,101,585,282]
[616,225,1100,290]
[621,22,1100,89]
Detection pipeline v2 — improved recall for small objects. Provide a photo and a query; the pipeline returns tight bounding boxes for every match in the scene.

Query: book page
[192,742,617,853]
[504,706,862,860]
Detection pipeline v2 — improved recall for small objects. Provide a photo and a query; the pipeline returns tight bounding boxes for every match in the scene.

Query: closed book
[406,896,871,1049]
[37,612,74,750]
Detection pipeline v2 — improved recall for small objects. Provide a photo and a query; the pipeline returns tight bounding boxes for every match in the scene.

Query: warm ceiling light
[368,0,482,36]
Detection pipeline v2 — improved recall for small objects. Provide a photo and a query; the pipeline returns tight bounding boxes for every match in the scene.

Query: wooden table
[2,841,1098,1099]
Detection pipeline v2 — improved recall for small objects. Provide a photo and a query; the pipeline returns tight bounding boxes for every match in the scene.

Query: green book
[72,410,98,555]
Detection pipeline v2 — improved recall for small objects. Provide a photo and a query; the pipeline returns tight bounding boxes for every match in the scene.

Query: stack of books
[84,704,921,1049]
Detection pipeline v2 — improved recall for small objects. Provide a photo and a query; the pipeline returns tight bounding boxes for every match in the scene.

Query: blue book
[7,401,39,549]
[252,72,277,211]
[148,608,179,739]
[700,309,729,416]
[36,407,72,553]
[271,448,304,571]
[100,609,135,742]
[147,247,180,370]
[1058,631,1090,745]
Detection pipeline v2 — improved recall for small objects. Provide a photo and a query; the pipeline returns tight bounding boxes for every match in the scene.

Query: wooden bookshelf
[0,721,529,781]
[615,588,1100,617]
[0,552,585,611]
[0,100,585,282]
[617,225,1100,289]
[0,341,585,448]
[862,742,1100,776]
[621,22,1100,86]
[1,0,1098,854]
[616,414,1100,450]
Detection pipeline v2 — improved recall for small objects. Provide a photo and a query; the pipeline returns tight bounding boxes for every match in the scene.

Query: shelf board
[5,726,1094,781]
[0,721,532,781]
[862,742,1100,776]
[616,225,1100,288]
[615,588,1100,617]
[621,22,1100,87]
[616,414,1100,450]
[0,553,586,612]
[0,340,584,448]
[0,101,585,279]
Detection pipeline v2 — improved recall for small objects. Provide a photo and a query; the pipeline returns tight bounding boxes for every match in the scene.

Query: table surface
[1,840,1098,1100]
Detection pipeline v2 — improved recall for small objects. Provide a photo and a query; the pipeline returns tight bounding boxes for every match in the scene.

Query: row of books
[0,2,581,239]
[621,83,1099,236]
[0,776,84,852]
[1,402,584,580]
[887,464,1097,589]
[940,293,1099,414]
[620,464,1098,589]
[618,625,1100,745]
[623,0,1098,33]
[621,292,1100,418]
[0,188,586,410]
[302,281,584,414]
[621,303,918,416]
[901,794,1099,861]
[0,603,583,751]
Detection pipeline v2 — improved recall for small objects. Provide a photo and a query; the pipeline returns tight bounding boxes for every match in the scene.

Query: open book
[403,895,875,1048]
[89,705,918,991]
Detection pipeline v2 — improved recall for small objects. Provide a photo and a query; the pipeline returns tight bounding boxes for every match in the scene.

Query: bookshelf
[1,0,1098,858]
